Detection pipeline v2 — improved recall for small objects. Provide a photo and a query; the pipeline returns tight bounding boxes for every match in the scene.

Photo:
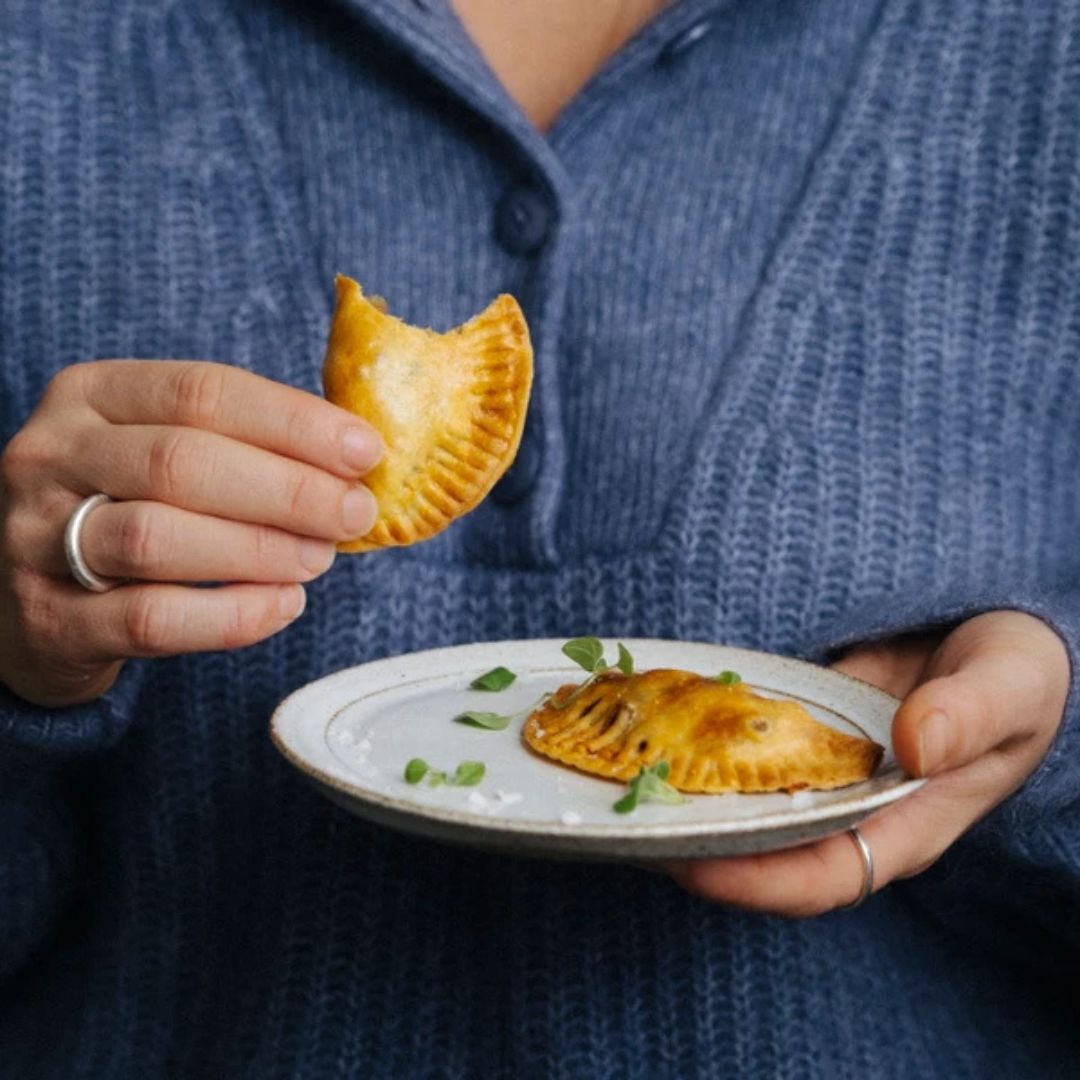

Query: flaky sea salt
[466,790,522,815]
[560,811,582,826]
[332,730,371,756]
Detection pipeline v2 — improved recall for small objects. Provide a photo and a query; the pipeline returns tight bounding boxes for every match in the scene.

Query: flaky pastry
[523,670,883,794]
[323,275,533,552]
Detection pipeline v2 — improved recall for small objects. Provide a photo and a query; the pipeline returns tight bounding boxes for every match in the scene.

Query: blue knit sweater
[2,0,1079,1076]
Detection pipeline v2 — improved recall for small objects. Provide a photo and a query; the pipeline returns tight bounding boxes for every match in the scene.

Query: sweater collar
[328,0,733,160]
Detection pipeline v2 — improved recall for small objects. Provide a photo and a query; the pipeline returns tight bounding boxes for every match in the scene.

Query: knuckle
[0,509,19,559]
[147,430,193,500]
[0,434,27,489]
[219,594,267,650]
[9,568,41,612]
[0,429,49,491]
[219,600,248,651]
[115,506,160,574]
[1,509,37,565]
[283,400,316,454]
[124,592,174,654]
[170,363,227,428]
[13,573,67,653]
[285,468,319,521]
[40,363,87,405]
[250,524,283,569]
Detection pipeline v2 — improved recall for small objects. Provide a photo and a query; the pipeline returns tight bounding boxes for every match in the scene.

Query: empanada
[523,669,883,793]
[323,275,533,552]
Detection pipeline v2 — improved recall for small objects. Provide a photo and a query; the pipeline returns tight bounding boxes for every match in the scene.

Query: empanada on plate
[323,275,533,552]
[523,669,884,794]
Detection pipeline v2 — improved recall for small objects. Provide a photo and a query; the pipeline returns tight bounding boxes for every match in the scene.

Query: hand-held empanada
[323,275,533,552]
[523,670,883,793]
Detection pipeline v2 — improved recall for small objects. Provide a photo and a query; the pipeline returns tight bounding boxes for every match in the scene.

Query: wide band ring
[64,493,118,593]
[838,826,875,910]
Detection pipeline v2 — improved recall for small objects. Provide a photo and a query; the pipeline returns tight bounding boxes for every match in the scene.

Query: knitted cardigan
[1,0,1078,1076]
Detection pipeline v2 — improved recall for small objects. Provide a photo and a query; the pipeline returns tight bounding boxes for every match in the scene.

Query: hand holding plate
[664,611,1069,916]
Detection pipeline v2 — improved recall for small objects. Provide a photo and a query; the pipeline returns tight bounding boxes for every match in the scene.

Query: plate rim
[270,638,925,845]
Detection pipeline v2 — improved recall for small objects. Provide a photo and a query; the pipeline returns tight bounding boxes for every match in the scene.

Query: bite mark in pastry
[323,275,533,552]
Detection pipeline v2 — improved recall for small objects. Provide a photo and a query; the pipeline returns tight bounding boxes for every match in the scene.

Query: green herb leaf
[550,673,599,710]
[428,770,447,788]
[562,636,606,673]
[714,670,742,685]
[637,764,685,805]
[404,758,429,784]
[453,761,486,786]
[612,761,686,814]
[470,666,517,692]
[616,642,634,676]
[454,710,513,731]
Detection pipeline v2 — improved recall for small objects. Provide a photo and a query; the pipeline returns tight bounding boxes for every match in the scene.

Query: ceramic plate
[270,638,923,859]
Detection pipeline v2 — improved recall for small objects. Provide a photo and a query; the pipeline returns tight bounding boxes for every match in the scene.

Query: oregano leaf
[612,761,685,813]
[454,710,513,730]
[470,666,516,691]
[453,761,486,786]
[562,637,605,673]
[404,758,429,784]
[613,781,641,814]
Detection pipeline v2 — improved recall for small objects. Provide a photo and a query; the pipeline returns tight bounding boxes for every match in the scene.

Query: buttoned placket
[332,0,727,567]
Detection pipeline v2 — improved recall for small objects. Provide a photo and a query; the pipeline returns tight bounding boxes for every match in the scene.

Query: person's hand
[665,611,1070,916]
[0,361,382,708]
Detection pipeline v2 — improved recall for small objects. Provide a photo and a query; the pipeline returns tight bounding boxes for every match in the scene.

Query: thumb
[891,615,1065,778]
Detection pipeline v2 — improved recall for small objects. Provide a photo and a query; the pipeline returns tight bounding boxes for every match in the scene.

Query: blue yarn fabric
[2,0,1079,1076]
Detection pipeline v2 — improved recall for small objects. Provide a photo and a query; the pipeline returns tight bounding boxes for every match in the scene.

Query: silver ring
[63,493,117,593]
[839,826,874,910]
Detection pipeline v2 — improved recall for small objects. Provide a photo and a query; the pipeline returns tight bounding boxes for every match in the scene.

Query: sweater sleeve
[0,665,143,983]
[801,581,1080,969]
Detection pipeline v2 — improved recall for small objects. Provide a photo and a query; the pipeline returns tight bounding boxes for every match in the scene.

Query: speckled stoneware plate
[270,639,923,859]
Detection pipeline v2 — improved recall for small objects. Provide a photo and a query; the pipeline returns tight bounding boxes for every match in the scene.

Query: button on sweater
[1,0,1079,1077]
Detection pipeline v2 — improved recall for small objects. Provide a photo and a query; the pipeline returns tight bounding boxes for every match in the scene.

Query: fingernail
[299,539,336,575]
[342,487,378,536]
[279,584,306,621]
[917,710,950,775]
[342,427,382,472]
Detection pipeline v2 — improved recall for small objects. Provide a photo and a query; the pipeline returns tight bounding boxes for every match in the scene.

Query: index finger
[80,360,382,478]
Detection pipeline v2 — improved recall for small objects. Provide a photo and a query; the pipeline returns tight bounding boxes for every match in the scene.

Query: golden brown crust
[322,275,534,552]
[522,669,884,794]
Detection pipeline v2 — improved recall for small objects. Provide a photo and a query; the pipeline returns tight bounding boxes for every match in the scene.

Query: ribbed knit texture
[2,0,1079,1076]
